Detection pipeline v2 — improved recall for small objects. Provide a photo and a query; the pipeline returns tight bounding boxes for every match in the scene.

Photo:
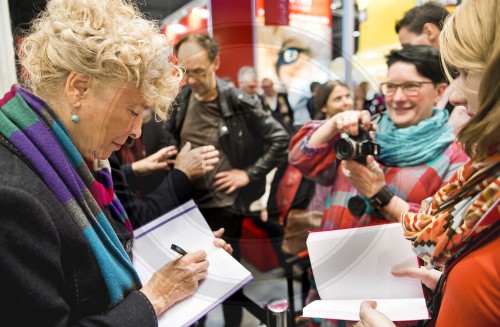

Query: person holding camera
[358,0,499,326]
[289,45,469,233]
[290,46,468,327]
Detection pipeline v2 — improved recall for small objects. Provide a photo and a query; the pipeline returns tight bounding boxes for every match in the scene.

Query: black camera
[334,124,380,164]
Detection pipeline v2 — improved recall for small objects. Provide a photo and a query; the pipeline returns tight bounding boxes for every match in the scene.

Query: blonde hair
[440,0,500,157]
[19,0,181,120]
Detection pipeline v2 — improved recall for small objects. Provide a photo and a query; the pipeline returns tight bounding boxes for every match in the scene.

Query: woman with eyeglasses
[289,45,469,327]
[290,44,468,231]
[357,0,499,325]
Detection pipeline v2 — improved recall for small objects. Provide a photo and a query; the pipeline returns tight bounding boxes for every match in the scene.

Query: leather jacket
[164,78,290,213]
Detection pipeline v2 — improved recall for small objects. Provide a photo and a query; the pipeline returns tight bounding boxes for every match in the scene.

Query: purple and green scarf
[0,85,140,304]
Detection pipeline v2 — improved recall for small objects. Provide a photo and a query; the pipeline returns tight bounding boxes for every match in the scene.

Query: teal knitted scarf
[376,109,455,167]
[0,85,140,304]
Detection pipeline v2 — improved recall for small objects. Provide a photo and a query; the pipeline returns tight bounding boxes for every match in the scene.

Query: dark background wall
[8,0,186,33]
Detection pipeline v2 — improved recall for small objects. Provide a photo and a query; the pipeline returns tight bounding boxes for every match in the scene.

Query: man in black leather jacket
[165,33,289,326]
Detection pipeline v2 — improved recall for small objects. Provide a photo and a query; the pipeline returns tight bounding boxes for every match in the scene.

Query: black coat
[110,152,193,228]
[0,143,157,326]
[164,79,290,214]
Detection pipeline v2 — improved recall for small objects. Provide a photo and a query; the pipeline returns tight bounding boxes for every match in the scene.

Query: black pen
[171,243,188,256]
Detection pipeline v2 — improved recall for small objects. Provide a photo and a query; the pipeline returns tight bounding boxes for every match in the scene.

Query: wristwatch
[369,186,394,211]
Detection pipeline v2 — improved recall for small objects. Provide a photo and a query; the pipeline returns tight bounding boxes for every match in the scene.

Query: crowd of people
[0,0,497,327]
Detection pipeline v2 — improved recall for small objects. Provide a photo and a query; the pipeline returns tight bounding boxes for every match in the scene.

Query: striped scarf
[0,85,140,304]
[402,153,500,268]
[376,109,455,167]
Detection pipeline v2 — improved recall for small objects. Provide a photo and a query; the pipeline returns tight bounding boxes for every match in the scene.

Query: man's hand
[212,228,233,254]
[131,146,177,176]
[174,142,219,181]
[214,169,250,194]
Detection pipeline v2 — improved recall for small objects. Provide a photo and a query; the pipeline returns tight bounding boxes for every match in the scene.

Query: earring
[71,107,80,123]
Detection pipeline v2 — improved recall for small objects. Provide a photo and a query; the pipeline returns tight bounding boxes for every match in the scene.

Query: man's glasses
[380,81,435,97]
[183,67,208,79]
[182,61,216,79]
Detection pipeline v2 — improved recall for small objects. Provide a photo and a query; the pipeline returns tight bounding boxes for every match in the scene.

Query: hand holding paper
[303,223,429,322]
[392,266,441,292]
[357,301,396,327]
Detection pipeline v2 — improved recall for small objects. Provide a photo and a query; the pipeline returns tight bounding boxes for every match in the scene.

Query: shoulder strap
[276,165,304,224]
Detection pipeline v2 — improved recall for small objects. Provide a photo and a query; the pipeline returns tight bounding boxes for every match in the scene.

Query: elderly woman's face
[75,85,147,160]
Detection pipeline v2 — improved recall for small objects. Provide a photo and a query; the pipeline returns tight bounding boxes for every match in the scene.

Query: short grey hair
[237,66,258,84]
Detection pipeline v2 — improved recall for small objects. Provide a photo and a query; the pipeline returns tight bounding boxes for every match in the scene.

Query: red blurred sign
[256,0,331,26]
[264,0,289,26]
[161,5,209,44]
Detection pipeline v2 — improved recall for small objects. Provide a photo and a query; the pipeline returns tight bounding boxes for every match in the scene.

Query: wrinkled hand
[140,250,208,315]
[214,169,250,194]
[355,301,396,327]
[174,142,219,181]
[131,146,177,176]
[330,110,373,137]
[343,155,385,198]
[212,228,233,254]
[392,266,442,292]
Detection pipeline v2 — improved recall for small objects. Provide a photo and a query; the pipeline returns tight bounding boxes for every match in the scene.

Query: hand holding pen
[140,247,208,315]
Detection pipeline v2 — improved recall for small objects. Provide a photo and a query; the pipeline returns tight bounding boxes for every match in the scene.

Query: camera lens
[335,138,355,160]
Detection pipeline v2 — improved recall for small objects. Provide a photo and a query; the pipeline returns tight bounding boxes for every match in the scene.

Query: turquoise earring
[71,107,80,123]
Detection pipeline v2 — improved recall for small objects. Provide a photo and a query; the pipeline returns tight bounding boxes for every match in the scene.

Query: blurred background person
[261,77,294,132]
[221,76,235,88]
[166,33,289,326]
[292,80,354,326]
[306,81,321,120]
[313,80,355,120]
[396,2,447,48]
[237,66,260,101]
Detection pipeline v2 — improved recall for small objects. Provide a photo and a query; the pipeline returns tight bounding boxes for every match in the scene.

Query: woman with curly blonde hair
[0,0,228,325]
[357,0,499,325]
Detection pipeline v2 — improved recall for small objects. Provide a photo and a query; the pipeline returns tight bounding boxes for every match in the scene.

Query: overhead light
[192,7,209,19]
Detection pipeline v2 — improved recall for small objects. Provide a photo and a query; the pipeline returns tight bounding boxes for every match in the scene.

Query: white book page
[133,200,253,327]
[303,298,429,321]
[305,223,429,321]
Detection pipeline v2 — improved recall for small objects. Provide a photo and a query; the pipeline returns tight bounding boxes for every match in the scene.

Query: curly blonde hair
[19,0,181,120]
[440,0,500,157]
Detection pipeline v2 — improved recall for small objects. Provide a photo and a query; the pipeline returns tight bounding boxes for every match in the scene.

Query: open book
[303,223,430,321]
[133,200,253,327]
